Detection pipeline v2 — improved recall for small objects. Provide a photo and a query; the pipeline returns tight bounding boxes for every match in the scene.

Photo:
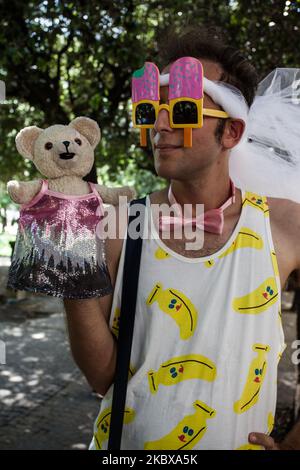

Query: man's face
[150,59,226,180]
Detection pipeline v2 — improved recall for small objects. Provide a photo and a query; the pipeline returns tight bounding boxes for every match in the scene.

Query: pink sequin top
[7,179,112,299]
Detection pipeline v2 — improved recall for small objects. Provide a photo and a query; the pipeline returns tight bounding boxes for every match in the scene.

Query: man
[64,26,300,450]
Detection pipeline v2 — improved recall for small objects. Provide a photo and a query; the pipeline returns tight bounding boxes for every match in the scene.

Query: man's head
[150,25,258,181]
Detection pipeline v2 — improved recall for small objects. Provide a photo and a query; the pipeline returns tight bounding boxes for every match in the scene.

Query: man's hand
[248,433,291,450]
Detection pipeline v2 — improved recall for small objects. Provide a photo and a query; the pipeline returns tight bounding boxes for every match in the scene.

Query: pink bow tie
[159,180,236,235]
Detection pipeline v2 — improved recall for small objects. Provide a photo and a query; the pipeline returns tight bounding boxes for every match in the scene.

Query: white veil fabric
[229,68,300,203]
[159,68,300,203]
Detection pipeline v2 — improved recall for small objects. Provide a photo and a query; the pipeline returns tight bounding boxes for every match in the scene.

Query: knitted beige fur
[7,116,135,204]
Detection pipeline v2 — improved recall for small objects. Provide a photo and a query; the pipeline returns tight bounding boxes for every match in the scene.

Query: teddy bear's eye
[45,142,53,150]
[75,138,82,146]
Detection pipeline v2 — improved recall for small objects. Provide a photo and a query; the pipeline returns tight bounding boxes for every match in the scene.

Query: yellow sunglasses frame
[132,98,229,147]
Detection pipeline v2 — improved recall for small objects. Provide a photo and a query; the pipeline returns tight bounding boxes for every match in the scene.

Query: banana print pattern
[155,247,171,259]
[148,354,217,394]
[144,401,216,450]
[89,189,283,450]
[234,344,270,414]
[236,442,264,450]
[205,259,215,268]
[204,227,263,267]
[268,412,275,433]
[242,192,269,217]
[232,277,278,314]
[271,251,280,278]
[146,282,198,340]
[111,306,120,337]
[94,407,135,450]
[270,251,281,326]
[219,227,263,258]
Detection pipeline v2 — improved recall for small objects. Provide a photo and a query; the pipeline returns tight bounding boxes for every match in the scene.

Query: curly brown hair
[157,25,258,144]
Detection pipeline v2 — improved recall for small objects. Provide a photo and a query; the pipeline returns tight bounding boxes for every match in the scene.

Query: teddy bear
[6,116,135,299]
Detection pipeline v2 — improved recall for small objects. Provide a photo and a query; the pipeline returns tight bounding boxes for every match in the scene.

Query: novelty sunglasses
[131,57,229,147]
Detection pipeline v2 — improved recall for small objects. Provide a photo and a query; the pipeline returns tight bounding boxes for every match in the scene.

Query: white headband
[159,73,249,125]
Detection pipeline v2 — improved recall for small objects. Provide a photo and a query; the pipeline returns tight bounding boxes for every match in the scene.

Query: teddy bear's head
[15,117,101,179]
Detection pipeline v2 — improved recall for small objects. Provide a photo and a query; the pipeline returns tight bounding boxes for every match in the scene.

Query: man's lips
[155,144,182,150]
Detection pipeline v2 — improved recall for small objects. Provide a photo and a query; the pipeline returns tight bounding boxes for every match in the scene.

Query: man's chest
[156,210,296,289]
[161,231,231,258]
[149,192,299,288]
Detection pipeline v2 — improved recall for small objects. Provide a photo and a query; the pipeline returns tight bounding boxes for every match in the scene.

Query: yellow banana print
[219,227,263,259]
[148,354,216,394]
[204,228,263,268]
[242,192,269,216]
[236,443,264,450]
[144,401,216,450]
[234,344,270,414]
[94,406,135,450]
[271,251,280,278]
[111,307,120,337]
[268,412,274,433]
[146,283,198,340]
[205,259,215,268]
[232,277,278,314]
[155,247,171,259]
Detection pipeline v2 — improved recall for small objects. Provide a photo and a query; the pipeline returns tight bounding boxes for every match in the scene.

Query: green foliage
[0,0,299,192]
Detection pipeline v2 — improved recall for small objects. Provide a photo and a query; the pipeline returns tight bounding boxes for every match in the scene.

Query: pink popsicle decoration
[132,62,160,103]
[169,57,203,101]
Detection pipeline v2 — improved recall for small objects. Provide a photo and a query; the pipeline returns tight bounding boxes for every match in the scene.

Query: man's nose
[154,105,172,133]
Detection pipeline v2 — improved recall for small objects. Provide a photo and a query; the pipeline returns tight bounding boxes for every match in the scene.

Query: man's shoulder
[268,196,300,246]
[268,196,300,223]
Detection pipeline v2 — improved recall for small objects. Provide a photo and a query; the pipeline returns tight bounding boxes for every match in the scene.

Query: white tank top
[90,189,286,450]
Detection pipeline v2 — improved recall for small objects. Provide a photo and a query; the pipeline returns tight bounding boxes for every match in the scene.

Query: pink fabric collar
[159,179,236,235]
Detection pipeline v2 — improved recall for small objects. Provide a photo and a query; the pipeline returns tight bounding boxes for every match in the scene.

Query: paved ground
[0,299,102,450]
[0,263,298,449]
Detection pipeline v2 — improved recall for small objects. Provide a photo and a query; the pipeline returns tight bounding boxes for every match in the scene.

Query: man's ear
[221,119,245,150]
[15,126,43,161]
[69,117,101,149]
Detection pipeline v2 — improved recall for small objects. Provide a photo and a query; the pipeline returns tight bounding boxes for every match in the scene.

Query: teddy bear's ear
[69,117,101,149]
[15,126,43,161]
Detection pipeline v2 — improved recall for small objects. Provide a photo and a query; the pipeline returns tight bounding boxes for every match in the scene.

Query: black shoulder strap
[107,196,147,450]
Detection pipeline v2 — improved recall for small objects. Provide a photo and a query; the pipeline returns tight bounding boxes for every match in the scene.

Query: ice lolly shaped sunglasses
[131,57,229,147]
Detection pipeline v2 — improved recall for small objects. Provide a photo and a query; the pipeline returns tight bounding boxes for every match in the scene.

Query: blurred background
[0,0,300,450]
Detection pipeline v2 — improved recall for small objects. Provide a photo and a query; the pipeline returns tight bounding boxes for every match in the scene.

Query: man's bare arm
[64,296,117,395]
[249,199,300,449]
[63,205,127,396]
[249,419,300,449]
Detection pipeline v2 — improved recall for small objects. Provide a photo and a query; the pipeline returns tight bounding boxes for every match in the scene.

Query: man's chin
[154,148,189,178]
[154,162,183,180]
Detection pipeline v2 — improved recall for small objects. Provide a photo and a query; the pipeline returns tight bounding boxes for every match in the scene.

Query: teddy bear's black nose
[60,140,75,160]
